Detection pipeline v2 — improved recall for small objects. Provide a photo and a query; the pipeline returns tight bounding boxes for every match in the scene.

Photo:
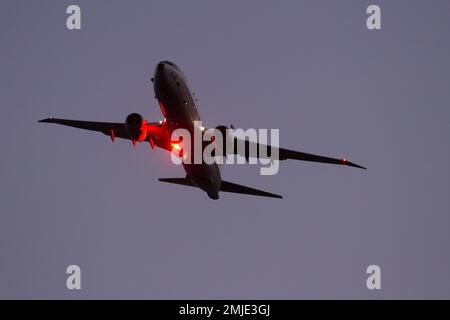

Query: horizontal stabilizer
[158,177,194,187]
[220,180,283,199]
[158,177,282,199]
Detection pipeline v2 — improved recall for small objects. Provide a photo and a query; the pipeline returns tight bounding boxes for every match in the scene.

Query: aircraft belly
[183,163,221,196]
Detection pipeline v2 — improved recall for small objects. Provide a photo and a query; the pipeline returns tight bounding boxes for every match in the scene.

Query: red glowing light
[149,136,155,150]
[159,101,167,117]
[171,143,181,150]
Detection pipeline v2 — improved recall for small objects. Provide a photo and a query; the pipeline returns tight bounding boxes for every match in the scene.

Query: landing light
[171,143,181,150]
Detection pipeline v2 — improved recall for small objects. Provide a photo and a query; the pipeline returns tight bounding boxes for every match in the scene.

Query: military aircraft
[39,61,365,199]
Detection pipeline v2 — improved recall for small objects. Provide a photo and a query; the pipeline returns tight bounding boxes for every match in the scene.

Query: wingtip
[341,159,367,170]
[38,117,54,123]
[269,193,283,199]
[348,162,367,170]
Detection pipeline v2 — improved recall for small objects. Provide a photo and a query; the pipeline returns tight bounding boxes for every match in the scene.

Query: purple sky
[1,0,450,298]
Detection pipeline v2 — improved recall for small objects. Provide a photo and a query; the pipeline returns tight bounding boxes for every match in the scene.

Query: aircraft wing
[226,137,366,170]
[38,117,167,149]
[38,117,131,139]
[277,146,365,169]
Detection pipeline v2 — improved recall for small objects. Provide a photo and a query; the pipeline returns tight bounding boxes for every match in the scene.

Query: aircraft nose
[157,61,178,72]
[157,62,165,71]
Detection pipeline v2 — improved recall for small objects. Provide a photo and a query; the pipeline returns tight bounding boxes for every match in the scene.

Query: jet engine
[125,113,148,142]
[215,125,229,139]
[212,125,235,157]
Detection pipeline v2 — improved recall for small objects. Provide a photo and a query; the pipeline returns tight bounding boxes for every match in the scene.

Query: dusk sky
[1,0,450,298]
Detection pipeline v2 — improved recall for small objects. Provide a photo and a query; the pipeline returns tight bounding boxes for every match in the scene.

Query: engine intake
[125,113,147,142]
[215,125,229,139]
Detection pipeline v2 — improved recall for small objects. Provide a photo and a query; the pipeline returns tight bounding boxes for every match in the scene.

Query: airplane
[39,60,365,200]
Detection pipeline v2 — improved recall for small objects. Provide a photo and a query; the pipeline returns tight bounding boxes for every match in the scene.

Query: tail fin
[220,180,283,199]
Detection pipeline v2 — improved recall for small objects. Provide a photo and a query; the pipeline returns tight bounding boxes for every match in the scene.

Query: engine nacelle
[125,113,148,142]
[213,125,234,157]
[215,125,229,139]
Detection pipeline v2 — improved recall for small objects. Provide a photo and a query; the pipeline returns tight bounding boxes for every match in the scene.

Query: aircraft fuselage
[153,61,221,199]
